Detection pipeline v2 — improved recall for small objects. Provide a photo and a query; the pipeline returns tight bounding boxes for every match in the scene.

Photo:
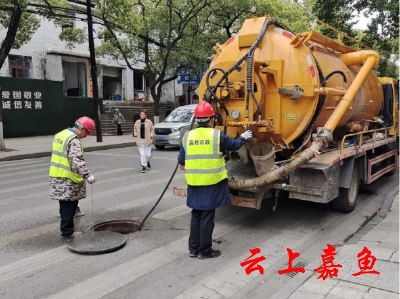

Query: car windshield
[164,108,194,123]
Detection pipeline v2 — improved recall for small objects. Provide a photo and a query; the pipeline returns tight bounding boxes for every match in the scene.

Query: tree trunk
[0,0,22,151]
[151,87,160,124]
[0,0,22,69]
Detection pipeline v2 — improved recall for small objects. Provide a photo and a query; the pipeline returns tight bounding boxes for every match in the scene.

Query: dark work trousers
[189,209,216,255]
[117,124,123,136]
[59,200,79,236]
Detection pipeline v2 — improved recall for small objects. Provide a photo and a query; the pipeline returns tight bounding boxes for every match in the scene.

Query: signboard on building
[176,63,208,85]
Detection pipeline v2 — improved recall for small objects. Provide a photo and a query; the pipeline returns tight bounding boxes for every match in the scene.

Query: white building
[0,12,176,104]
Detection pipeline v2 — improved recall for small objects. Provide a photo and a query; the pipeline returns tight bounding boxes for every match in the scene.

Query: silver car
[154,104,197,149]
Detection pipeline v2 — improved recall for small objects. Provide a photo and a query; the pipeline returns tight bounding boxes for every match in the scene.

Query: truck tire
[331,166,359,213]
[155,145,165,150]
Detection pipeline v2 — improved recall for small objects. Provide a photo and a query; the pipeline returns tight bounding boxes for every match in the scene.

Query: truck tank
[197,16,388,191]
[198,17,383,152]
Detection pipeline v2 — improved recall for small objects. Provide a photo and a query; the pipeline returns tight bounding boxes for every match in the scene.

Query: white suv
[154,104,197,149]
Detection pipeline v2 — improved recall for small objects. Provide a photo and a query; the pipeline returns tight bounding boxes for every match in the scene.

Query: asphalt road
[0,147,398,299]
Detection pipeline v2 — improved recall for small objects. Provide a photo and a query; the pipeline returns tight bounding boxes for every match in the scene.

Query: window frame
[9,55,31,79]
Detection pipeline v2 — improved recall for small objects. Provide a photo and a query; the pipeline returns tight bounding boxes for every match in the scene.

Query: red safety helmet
[76,116,95,135]
[194,102,215,118]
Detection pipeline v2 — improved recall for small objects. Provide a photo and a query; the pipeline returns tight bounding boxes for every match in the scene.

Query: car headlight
[172,127,183,132]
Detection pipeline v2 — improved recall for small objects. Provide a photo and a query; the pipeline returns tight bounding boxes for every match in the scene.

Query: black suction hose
[206,18,275,119]
[139,117,196,230]
[323,70,347,87]
[205,68,230,118]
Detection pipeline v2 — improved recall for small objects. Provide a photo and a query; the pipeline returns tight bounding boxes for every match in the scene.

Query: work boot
[189,251,198,258]
[74,207,85,218]
[147,162,151,169]
[142,166,147,173]
[198,250,221,260]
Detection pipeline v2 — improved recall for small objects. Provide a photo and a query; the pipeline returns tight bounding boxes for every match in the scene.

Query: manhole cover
[93,220,140,234]
[67,231,127,254]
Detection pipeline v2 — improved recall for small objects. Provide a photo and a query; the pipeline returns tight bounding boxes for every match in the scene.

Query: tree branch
[0,0,22,69]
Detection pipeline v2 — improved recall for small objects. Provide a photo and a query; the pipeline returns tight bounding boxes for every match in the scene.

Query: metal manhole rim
[93,220,141,234]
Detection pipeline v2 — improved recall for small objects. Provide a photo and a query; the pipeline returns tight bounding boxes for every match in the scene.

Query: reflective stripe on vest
[49,129,84,183]
[183,127,228,186]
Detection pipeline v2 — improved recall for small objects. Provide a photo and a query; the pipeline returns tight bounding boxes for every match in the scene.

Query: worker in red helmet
[49,116,96,238]
[178,101,253,259]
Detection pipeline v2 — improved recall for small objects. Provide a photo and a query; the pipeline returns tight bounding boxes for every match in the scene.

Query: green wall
[0,77,94,138]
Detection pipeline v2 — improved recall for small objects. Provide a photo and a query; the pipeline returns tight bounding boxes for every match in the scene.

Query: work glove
[240,130,253,140]
[86,174,96,184]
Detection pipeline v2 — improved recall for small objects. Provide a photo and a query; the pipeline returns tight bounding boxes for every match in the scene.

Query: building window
[9,55,31,79]
[134,70,145,91]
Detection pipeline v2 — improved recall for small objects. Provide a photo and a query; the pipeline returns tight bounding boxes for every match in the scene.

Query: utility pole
[86,0,102,142]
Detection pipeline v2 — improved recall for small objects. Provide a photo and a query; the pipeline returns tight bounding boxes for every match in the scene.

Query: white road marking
[44,209,254,299]
[0,191,51,206]
[0,166,130,194]
[106,193,175,212]
[90,173,184,201]
[0,169,153,206]
[0,173,185,244]
[0,167,49,178]
[0,165,107,179]
[0,171,179,221]
[0,246,70,284]
[86,152,178,161]
[0,173,52,185]
[0,194,178,248]
[0,198,18,206]
[0,223,58,248]
[0,181,49,194]
[0,162,50,172]
[0,166,134,185]
[173,230,312,299]
[153,204,190,220]
[0,159,48,167]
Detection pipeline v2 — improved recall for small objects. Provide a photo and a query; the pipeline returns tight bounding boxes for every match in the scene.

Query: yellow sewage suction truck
[183,14,399,213]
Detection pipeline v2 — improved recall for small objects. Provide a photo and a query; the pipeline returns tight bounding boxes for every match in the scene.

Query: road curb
[0,142,136,162]
[346,185,399,244]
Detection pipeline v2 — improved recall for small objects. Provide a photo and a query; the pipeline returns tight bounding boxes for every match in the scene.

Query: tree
[96,0,312,122]
[0,0,88,150]
[312,0,399,78]
[96,0,212,122]
[354,0,399,77]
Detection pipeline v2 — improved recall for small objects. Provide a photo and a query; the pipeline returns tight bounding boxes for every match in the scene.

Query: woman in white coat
[133,109,154,173]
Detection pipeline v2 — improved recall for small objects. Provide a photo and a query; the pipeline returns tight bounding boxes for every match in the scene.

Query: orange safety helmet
[76,116,95,135]
[194,102,215,118]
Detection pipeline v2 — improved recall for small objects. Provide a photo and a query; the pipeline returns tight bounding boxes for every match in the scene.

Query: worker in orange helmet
[49,117,96,238]
[178,102,253,259]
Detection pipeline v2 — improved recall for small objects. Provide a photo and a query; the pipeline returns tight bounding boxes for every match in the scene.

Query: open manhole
[93,220,140,234]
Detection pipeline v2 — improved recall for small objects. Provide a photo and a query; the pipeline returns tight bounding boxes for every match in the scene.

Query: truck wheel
[155,145,165,150]
[331,167,359,213]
